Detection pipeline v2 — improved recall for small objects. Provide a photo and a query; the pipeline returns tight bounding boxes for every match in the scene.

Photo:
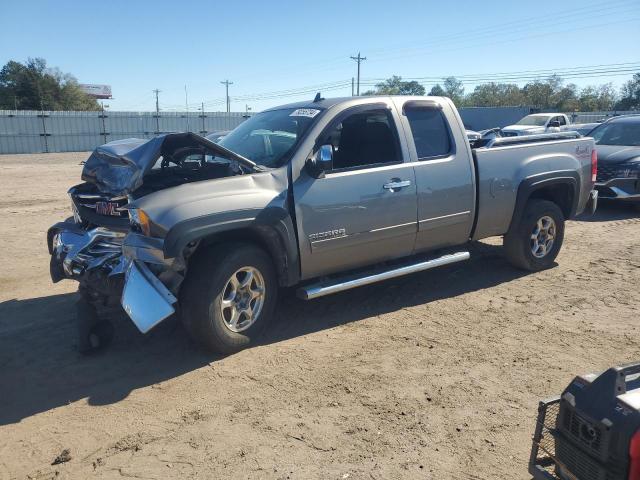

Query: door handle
[383,180,411,191]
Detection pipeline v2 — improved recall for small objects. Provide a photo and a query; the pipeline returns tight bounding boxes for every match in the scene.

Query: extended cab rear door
[292,102,418,280]
[394,98,476,252]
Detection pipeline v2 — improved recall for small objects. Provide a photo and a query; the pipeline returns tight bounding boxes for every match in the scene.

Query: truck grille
[74,193,128,217]
[71,190,129,228]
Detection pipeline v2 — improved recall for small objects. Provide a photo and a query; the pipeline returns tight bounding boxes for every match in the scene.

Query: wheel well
[528,183,574,218]
[190,227,290,286]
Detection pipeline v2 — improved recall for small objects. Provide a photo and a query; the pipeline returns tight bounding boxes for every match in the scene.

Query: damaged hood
[81,132,262,196]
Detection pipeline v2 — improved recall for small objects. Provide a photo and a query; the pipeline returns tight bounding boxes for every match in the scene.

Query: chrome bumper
[121,261,177,333]
[48,222,126,282]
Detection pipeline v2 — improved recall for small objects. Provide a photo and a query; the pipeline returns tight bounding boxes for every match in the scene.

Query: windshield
[217,107,323,167]
[589,121,640,146]
[516,115,549,126]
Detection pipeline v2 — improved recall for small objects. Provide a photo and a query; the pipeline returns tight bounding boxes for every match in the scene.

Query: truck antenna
[313,92,324,103]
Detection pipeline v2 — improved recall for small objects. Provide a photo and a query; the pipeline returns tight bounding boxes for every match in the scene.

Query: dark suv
[590,115,640,205]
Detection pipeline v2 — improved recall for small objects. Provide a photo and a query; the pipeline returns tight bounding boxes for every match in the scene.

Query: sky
[1,0,639,112]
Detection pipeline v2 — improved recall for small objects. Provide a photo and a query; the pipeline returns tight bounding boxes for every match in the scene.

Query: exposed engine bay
[48,133,253,307]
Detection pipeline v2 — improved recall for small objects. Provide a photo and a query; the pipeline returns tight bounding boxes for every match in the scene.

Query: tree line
[0,58,100,111]
[2,57,639,112]
[365,73,640,111]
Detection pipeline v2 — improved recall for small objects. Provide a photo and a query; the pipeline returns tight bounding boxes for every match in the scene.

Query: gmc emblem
[95,201,122,216]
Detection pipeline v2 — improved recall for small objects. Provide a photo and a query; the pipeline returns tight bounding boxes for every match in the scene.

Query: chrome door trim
[419,210,471,224]
[369,221,417,233]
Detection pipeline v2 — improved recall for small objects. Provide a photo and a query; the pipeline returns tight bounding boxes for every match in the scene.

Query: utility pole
[350,52,366,96]
[184,85,189,132]
[351,77,355,97]
[220,79,233,113]
[100,101,108,144]
[200,102,206,134]
[153,89,161,134]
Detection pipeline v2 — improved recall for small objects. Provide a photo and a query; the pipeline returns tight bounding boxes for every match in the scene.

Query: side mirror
[307,144,333,178]
[548,121,561,128]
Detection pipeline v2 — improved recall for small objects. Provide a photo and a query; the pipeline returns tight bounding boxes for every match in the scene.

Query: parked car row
[481,112,640,206]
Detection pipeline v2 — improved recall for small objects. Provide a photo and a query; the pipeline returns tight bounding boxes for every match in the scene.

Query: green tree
[428,84,446,96]
[553,83,579,111]
[466,82,525,107]
[442,77,464,105]
[522,78,556,108]
[0,58,99,111]
[616,73,640,110]
[365,75,425,96]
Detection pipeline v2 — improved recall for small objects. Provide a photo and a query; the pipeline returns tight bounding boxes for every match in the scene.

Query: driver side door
[293,103,418,280]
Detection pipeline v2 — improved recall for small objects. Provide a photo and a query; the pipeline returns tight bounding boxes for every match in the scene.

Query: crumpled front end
[47,221,127,296]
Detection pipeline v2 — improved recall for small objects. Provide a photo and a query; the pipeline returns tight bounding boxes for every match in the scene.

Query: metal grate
[531,398,566,480]
[562,409,602,455]
[530,398,621,480]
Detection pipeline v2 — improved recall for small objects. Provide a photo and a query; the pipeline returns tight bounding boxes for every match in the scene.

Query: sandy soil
[1,152,639,480]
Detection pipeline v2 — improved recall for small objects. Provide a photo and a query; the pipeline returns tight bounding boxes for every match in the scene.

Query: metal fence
[565,110,637,124]
[0,110,250,154]
[2,108,637,155]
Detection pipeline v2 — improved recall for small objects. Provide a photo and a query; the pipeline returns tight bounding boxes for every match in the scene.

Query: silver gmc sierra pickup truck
[48,96,598,353]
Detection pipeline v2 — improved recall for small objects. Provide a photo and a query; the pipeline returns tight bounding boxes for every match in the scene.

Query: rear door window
[404,106,452,160]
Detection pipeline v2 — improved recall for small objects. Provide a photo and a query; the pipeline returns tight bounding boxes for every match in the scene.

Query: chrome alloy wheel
[530,216,556,258]
[220,267,266,333]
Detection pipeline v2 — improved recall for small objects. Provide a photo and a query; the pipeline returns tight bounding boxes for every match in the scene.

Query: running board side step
[297,251,470,300]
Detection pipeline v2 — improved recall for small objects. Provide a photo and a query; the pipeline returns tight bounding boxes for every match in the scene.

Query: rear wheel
[181,243,278,354]
[504,199,565,271]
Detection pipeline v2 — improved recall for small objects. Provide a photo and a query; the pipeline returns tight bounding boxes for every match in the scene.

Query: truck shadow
[1,242,527,425]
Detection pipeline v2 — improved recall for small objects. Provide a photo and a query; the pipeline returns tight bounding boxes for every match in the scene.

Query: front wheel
[504,199,565,271]
[180,243,278,354]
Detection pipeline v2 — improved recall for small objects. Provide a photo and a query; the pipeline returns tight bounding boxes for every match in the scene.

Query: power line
[362,63,640,84]
[350,52,367,96]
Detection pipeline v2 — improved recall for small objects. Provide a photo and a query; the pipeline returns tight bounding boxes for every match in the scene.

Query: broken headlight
[129,208,151,236]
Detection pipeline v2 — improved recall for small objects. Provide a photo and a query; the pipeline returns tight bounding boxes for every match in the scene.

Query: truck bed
[472,133,595,240]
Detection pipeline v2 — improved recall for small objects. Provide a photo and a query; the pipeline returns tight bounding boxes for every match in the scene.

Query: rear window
[404,107,452,159]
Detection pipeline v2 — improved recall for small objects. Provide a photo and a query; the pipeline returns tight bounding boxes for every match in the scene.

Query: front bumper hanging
[47,221,126,285]
[121,261,177,334]
[120,232,182,334]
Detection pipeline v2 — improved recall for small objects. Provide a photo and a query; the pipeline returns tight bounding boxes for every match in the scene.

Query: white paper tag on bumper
[289,108,321,118]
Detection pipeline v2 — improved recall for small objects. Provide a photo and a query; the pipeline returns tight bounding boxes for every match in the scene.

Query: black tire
[180,243,278,354]
[504,199,565,271]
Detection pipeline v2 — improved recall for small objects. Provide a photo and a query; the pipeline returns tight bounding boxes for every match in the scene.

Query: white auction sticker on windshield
[289,108,321,118]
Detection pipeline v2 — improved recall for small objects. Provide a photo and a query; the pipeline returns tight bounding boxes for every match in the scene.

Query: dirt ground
[0,152,639,480]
